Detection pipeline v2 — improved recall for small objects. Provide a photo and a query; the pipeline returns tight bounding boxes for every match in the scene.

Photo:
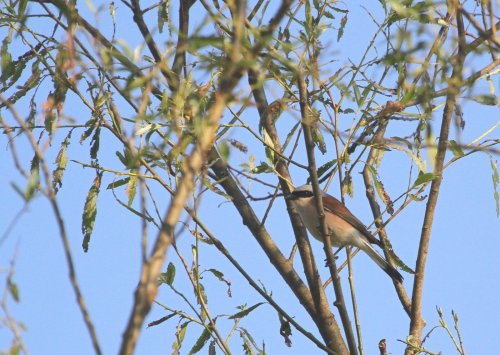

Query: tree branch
[297,73,358,355]
[406,2,467,352]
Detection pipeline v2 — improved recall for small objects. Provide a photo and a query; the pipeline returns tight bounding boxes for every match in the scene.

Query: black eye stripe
[293,190,314,198]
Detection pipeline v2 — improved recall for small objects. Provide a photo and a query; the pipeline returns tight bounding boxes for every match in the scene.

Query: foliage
[0,0,499,354]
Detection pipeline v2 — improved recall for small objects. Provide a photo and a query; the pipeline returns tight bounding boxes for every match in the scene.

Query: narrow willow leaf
[160,262,176,285]
[18,0,28,18]
[80,118,97,143]
[148,314,175,328]
[206,268,224,281]
[126,174,137,207]
[90,126,101,160]
[205,268,232,297]
[106,178,130,190]
[278,313,292,347]
[337,15,347,42]
[471,94,498,106]
[229,302,265,320]
[10,182,25,200]
[241,331,253,355]
[282,121,300,150]
[413,172,437,186]
[53,46,69,104]
[108,1,116,23]
[490,157,499,217]
[218,140,230,163]
[425,130,437,170]
[353,83,361,106]
[208,341,216,355]
[189,327,211,354]
[449,140,464,158]
[82,172,102,252]
[202,178,232,200]
[53,130,72,193]
[135,123,158,136]
[239,327,264,354]
[197,282,208,305]
[158,0,169,34]
[341,172,353,198]
[316,159,337,180]
[8,277,20,302]
[44,109,56,135]
[25,154,40,201]
[251,161,273,174]
[5,64,42,105]
[263,129,275,164]
[311,125,326,154]
[172,321,189,353]
[1,31,13,82]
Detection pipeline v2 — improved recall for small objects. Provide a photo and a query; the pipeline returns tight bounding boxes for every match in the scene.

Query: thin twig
[297,73,358,355]
[0,96,103,355]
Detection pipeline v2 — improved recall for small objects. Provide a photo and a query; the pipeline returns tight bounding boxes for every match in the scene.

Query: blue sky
[1,1,499,354]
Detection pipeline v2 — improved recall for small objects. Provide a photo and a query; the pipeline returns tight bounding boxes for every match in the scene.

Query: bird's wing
[322,193,382,247]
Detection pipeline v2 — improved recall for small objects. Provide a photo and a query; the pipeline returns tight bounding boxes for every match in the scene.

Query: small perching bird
[286,184,403,283]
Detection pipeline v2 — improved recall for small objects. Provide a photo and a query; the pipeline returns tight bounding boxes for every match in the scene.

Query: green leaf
[329,6,349,13]
[471,95,499,106]
[238,327,264,354]
[158,0,169,34]
[82,172,102,252]
[160,262,176,286]
[353,84,361,106]
[10,182,25,200]
[205,268,232,297]
[135,123,159,137]
[490,157,499,217]
[218,140,230,163]
[52,130,72,193]
[18,0,28,18]
[106,178,130,190]
[25,154,40,201]
[189,327,211,354]
[1,31,13,82]
[316,159,337,180]
[341,172,353,198]
[124,174,137,207]
[278,312,292,347]
[172,321,189,353]
[108,1,116,24]
[337,15,347,42]
[229,302,265,320]
[80,118,98,143]
[206,268,224,281]
[90,127,101,160]
[208,341,216,355]
[251,162,273,174]
[44,110,56,135]
[8,278,20,302]
[413,172,437,187]
[282,122,300,151]
[449,140,464,158]
[311,124,326,154]
[240,330,253,355]
[305,0,312,37]
[262,129,275,164]
[6,64,42,105]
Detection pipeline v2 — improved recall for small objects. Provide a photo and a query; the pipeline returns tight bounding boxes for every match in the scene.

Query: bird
[286,184,403,283]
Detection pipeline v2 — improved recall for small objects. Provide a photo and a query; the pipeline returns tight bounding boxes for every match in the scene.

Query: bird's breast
[295,204,364,247]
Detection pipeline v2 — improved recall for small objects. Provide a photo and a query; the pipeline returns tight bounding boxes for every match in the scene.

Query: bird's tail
[359,238,403,283]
